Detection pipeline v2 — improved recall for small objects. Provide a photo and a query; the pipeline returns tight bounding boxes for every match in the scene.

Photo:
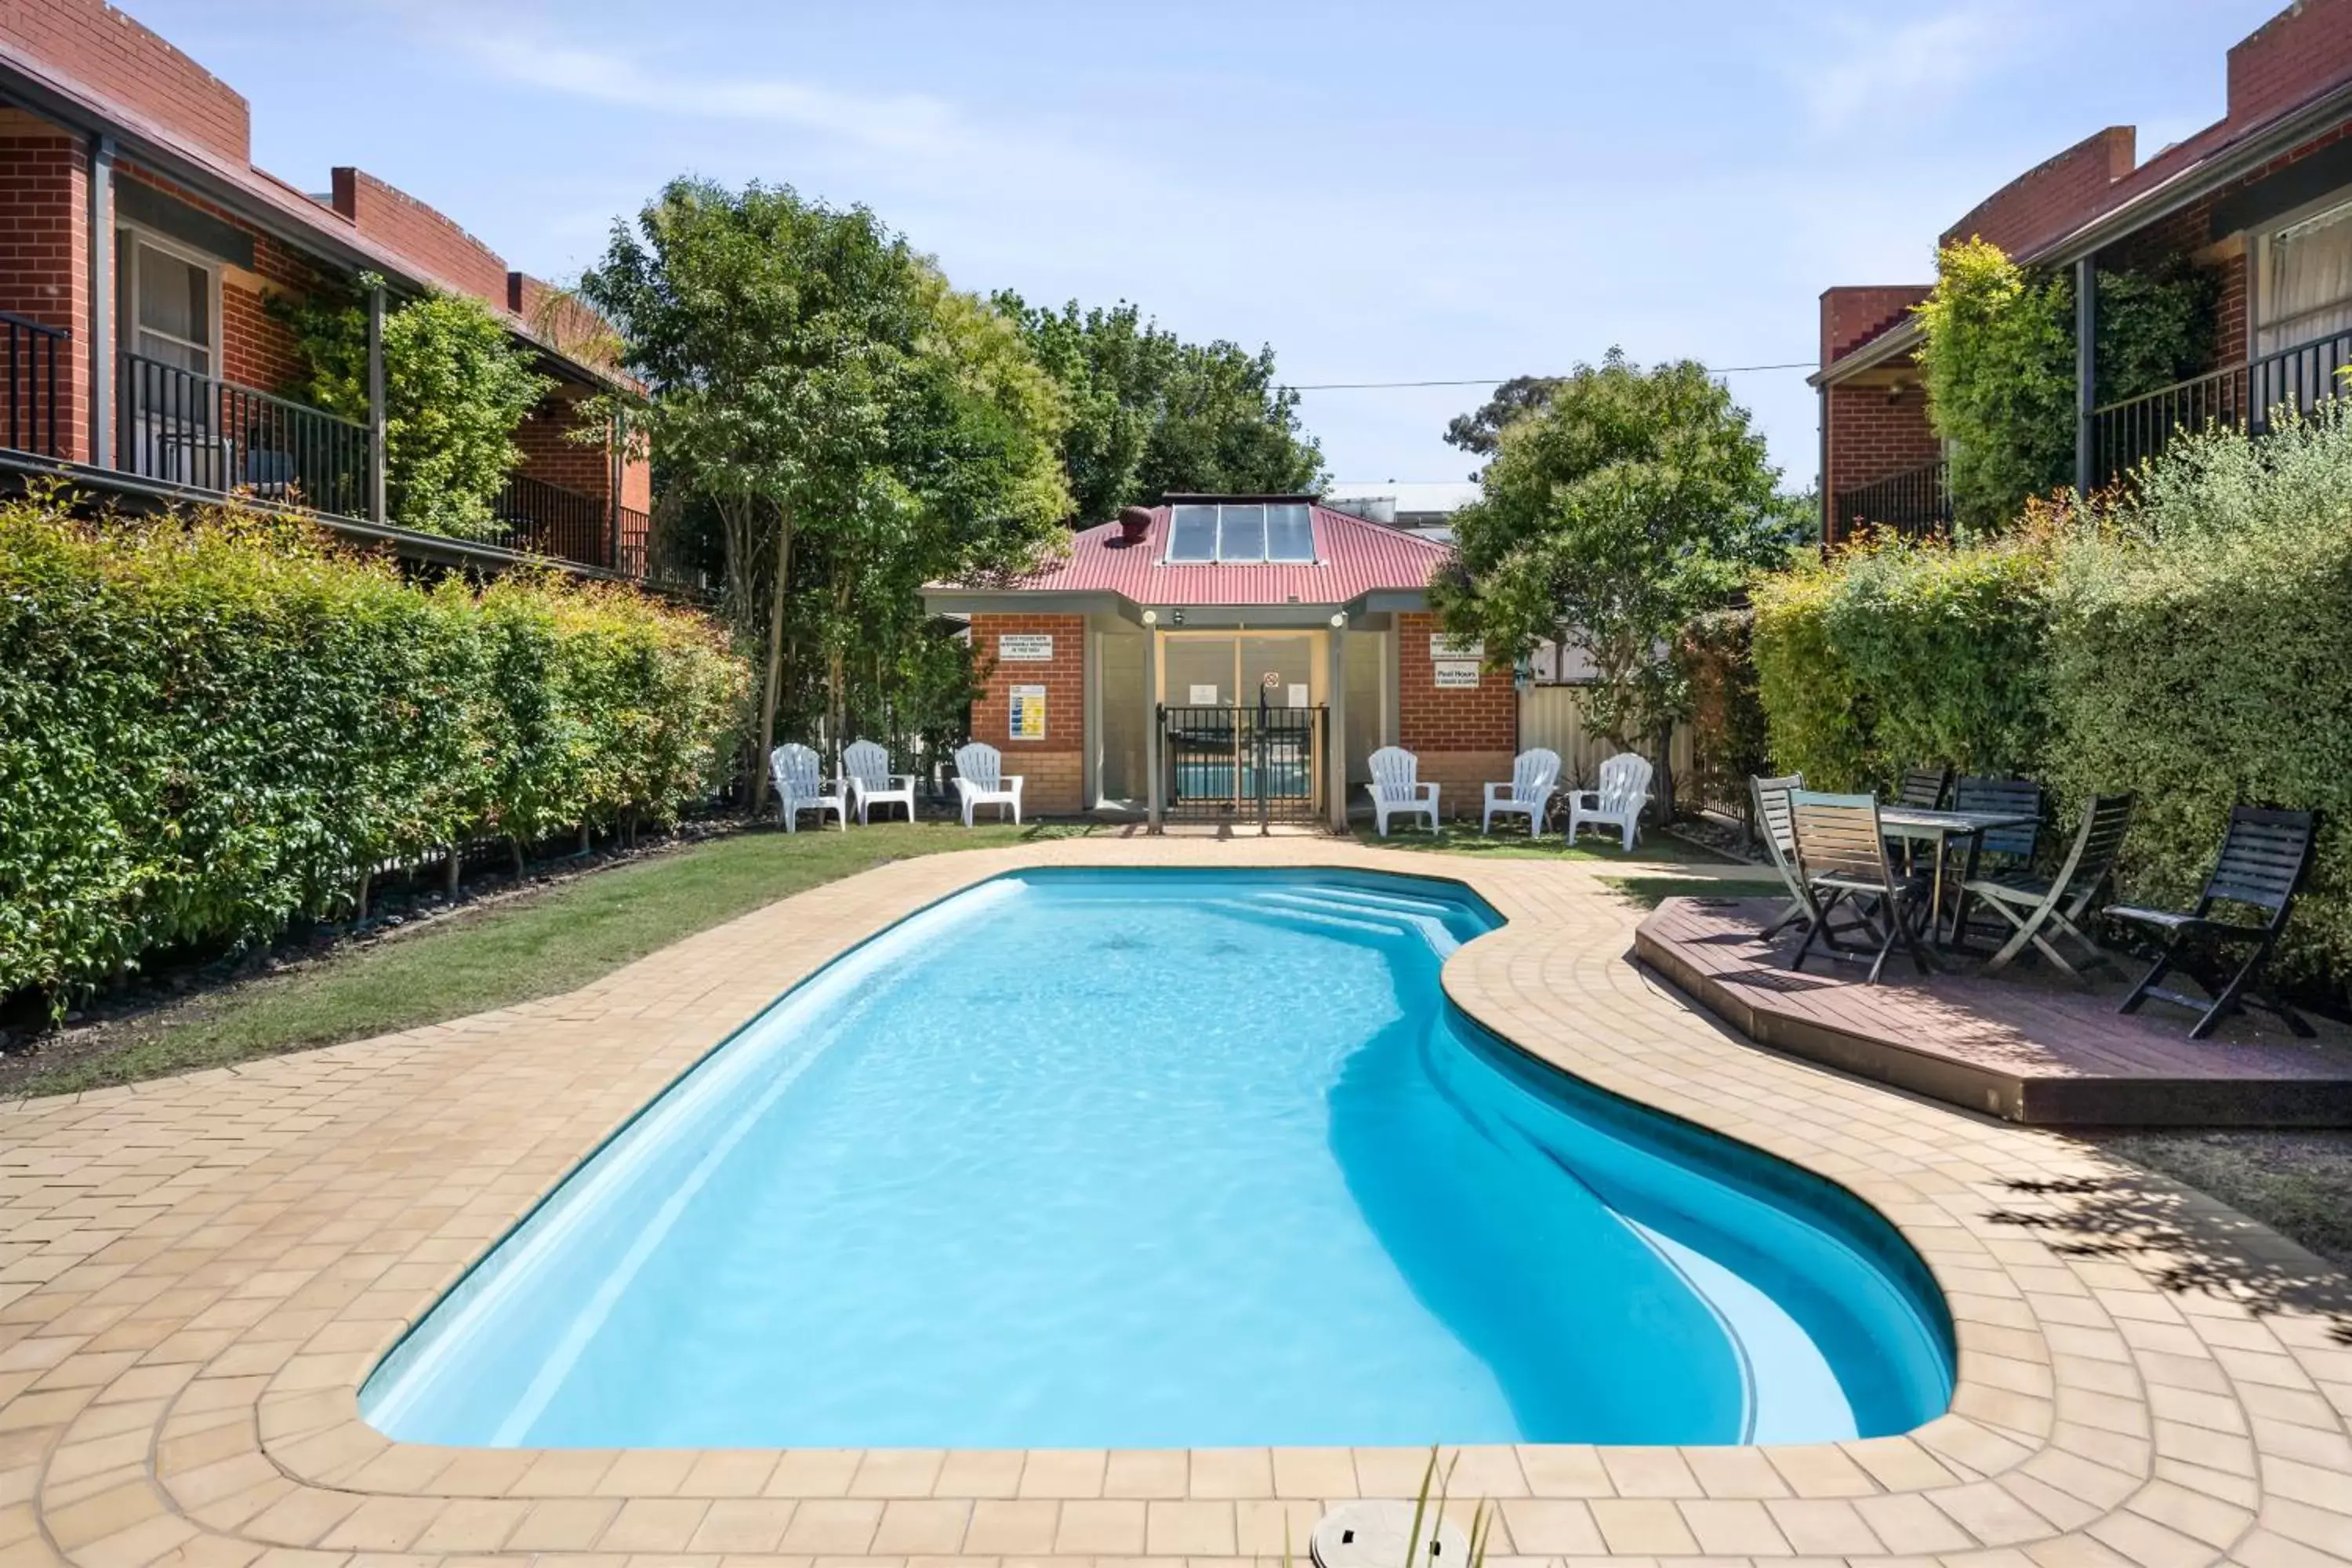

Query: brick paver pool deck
[2,837,2348,1568]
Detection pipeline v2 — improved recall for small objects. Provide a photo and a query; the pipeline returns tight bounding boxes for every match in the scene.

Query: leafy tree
[582,180,1069,799]
[274,281,548,539]
[1433,350,1784,812]
[996,294,1323,519]
[1443,374,1563,463]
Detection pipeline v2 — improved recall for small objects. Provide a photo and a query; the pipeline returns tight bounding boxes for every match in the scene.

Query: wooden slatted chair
[1896,765,1953,809]
[1962,793,2133,980]
[1750,772,1809,939]
[1788,789,1935,984]
[2108,806,2319,1040]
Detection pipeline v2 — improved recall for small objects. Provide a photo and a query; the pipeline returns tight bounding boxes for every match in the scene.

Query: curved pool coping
[2,836,2347,1568]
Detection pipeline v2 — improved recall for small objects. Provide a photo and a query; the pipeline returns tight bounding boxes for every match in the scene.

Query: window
[2257,195,2352,356]
[118,233,217,376]
[1160,501,1318,563]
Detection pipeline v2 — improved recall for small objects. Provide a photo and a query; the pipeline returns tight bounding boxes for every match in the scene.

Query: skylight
[1163,502,1316,563]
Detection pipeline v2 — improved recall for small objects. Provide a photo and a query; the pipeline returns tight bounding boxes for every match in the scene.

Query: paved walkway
[1,838,2347,1568]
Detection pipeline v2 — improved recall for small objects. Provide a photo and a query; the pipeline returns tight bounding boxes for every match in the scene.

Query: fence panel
[1516,684,1693,794]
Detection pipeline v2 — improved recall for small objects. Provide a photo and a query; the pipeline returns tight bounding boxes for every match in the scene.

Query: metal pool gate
[1159,703,1327,828]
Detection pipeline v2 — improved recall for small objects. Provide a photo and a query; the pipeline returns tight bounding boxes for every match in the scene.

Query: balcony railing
[3,311,70,460]
[492,472,617,570]
[2090,324,2352,482]
[116,348,372,517]
[1832,456,1950,539]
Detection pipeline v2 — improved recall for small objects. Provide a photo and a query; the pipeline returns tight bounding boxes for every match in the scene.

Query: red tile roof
[965,504,1450,608]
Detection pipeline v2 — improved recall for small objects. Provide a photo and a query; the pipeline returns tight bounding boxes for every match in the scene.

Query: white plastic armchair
[769,742,846,833]
[952,742,1024,827]
[841,739,917,825]
[1482,747,1561,837]
[1565,751,1653,852]
[1365,746,1439,837]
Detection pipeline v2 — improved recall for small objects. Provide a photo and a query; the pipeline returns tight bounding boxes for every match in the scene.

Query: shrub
[274,281,550,539]
[1915,239,2074,532]
[0,494,746,1007]
[2045,409,2352,987]
[1751,561,1873,790]
[1676,608,1769,829]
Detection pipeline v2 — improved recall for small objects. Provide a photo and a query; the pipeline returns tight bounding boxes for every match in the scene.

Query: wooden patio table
[1879,805,2044,947]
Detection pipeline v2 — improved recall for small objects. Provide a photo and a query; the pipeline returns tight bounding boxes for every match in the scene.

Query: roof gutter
[1809,319,1926,388]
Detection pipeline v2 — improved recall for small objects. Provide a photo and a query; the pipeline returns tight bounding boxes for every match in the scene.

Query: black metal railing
[2091,324,2352,483]
[3,311,71,459]
[492,472,615,570]
[116,349,371,516]
[1831,457,1950,540]
[1160,702,1327,826]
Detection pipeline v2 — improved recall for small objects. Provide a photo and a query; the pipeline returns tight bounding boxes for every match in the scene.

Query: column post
[1326,621,1348,831]
[88,136,114,469]
[1143,622,1163,832]
[367,283,387,523]
[2074,255,2096,496]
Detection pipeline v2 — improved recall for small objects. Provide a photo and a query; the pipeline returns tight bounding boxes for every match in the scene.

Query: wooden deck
[1633,895,2352,1126]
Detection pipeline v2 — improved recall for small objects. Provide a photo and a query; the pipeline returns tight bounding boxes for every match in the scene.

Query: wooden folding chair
[1963,793,2133,980]
[1749,773,1809,939]
[1788,789,1936,984]
[2108,806,2319,1040]
[1896,764,1952,809]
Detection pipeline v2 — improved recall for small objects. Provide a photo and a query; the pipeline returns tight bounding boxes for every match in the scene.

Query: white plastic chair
[952,741,1024,826]
[769,743,845,833]
[1565,751,1653,851]
[1365,746,1439,837]
[1482,747,1561,837]
[841,739,917,825]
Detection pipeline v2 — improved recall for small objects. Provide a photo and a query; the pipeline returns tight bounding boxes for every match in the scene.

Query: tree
[274,281,547,539]
[581,180,1069,803]
[996,294,1323,519]
[1443,374,1562,464]
[1432,350,1784,815]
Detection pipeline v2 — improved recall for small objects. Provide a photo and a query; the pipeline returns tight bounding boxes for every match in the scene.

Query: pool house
[923,495,1519,828]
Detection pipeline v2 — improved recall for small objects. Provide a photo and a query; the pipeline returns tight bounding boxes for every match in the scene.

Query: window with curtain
[118,235,216,376]
[2258,195,2352,356]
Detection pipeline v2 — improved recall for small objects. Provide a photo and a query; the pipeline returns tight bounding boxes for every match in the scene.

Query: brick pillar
[0,121,91,463]
[1396,612,1517,816]
[970,613,1087,815]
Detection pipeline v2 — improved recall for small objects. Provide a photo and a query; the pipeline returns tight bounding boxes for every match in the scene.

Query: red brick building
[924,498,1518,826]
[1816,0,2352,543]
[0,1,659,582]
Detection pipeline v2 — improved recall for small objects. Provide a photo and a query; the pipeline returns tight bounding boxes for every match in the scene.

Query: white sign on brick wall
[1432,659,1482,689]
[998,633,1054,662]
[1429,633,1484,660]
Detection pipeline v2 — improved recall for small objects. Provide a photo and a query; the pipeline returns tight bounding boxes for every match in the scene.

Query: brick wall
[1824,379,1941,536]
[515,394,612,499]
[330,168,506,307]
[0,113,89,461]
[0,0,249,164]
[1820,285,1930,366]
[2228,0,2352,128]
[1396,611,1515,814]
[969,613,1086,813]
[1944,127,2136,259]
[117,163,325,396]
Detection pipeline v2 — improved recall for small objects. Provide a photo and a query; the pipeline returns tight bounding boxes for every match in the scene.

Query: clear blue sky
[144,0,2279,493]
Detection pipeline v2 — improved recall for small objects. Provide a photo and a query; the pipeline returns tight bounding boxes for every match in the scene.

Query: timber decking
[1635,894,2352,1125]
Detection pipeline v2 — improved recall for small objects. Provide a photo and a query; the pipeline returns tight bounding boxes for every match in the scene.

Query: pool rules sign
[1008,684,1047,741]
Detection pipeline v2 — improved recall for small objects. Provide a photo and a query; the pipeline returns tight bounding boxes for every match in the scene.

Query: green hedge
[1749,408,2352,991]
[0,495,747,1005]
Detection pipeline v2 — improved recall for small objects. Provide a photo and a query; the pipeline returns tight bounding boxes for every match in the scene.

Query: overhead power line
[1282,361,1815,391]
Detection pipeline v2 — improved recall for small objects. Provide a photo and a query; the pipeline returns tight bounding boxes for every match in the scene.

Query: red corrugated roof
[962,504,1450,607]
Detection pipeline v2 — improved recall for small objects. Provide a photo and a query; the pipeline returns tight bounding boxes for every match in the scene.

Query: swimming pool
[362,868,1952,1449]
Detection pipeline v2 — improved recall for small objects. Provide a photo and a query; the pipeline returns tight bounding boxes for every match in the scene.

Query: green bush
[0,494,746,1007]
[1750,408,2352,994]
[2044,410,2352,986]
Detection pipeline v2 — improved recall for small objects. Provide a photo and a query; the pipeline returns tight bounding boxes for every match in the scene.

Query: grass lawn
[2088,1130,2352,1277]
[5,821,1045,1100]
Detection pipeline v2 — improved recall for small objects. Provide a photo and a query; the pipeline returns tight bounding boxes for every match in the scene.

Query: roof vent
[1116,506,1153,545]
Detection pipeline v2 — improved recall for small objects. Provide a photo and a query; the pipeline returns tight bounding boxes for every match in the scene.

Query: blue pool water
[362,869,1952,1448]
